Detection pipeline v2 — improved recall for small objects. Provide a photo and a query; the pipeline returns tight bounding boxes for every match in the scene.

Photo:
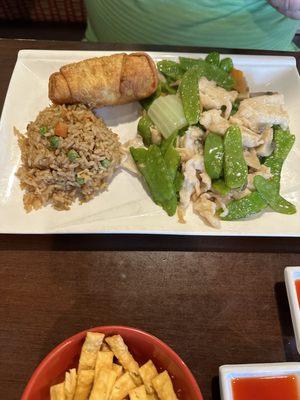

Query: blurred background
[0,0,299,47]
[0,0,86,41]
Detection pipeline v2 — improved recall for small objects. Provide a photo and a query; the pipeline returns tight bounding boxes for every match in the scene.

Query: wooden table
[0,39,300,400]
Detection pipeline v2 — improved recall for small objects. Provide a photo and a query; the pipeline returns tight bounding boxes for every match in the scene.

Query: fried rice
[16,104,122,211]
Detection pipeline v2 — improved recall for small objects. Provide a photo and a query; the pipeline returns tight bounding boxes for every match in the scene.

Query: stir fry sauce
[231,375,298,400]
[296,279,300,306]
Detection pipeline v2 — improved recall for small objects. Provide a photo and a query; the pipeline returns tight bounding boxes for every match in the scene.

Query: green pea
[75,176,85,185]
[205,51,220,66]
[138,115,153,146]
[49,135,60,149]
[204,133,224,179]
[221,191,267,220]
[39,126,48,136]
[219,57,234,73]
[100,159,111,168]
[224,125,248,189]
[67,149,79,162]
[253,175,296,215]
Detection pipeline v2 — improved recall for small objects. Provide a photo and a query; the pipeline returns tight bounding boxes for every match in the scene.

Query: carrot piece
[54,121,68,137]
[230,68,248,94]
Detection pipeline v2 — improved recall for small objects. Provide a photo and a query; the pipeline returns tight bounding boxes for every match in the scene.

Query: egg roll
[49,52,158,108]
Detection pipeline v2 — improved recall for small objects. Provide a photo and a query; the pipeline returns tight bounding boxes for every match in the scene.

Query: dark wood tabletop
[0,39,300,400]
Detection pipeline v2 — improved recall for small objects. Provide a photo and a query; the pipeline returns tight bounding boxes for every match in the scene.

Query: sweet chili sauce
[296,279,300,306]
[231,375,298,400]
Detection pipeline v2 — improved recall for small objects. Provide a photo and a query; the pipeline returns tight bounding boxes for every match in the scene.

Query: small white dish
[219,362,300,400]
[285,266,300,353]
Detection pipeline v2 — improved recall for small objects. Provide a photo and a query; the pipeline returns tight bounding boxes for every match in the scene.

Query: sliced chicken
[177,126,203,161]
[193,193,220,228]
[201,110,263,148]
[199,171,211,192]
[150,127,162,145]
[121,135,145,175]
[179,153,204,210]
[230,94,289,132]
[256,126,274,157]
[243,148,261,170]
[198,77,238,119]
[201,109,230,134]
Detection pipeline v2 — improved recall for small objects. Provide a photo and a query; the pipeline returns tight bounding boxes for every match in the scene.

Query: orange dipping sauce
[232,375,298,400]
[296,279,300,306]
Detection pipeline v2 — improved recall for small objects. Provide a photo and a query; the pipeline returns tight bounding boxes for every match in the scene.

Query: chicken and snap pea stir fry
[123,51,296,228]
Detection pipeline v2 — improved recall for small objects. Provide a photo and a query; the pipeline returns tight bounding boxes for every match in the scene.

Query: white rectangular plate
[219,362,300,400]
[0,49,299,234]
[285,266,300,353]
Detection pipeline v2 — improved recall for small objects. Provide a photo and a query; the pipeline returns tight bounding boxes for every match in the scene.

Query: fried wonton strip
[51,382,66,400]
[73,370,94,400]
[78,332,105,373]
[89,367,117,400]
[105,335,140,384]
[147,394,158,400]
[112,363,123,379]
[65,369,77,400]
[95,351,114,378]
[129,385,148,400]
[101,342,111,352]
[152,371,178,400]
[138,360,158,394]
[110,372,136,400]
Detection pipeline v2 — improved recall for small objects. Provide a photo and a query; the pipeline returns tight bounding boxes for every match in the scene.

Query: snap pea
[160,132,180,182]
[130,145,178,216]
[224,125,248,189]
[174,170,184,195]
[157,60,184,81]
[179,56,205,71]
[219,57,234,73]
[160,131,177,155]
[138,115,153,146]
[204,133,224,179]
[221,191,267,221]
[205,51,220,66]
[273,126,295,159]
[204,62,235,90]
[179,65,202,125]
[253,175,296,215]
[161,81,177,94]
[179,63,234,124]
[212,179,230,196]
[264,126,295,189]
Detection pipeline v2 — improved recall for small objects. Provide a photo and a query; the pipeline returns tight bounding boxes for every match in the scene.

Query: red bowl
[21,326,203,400]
